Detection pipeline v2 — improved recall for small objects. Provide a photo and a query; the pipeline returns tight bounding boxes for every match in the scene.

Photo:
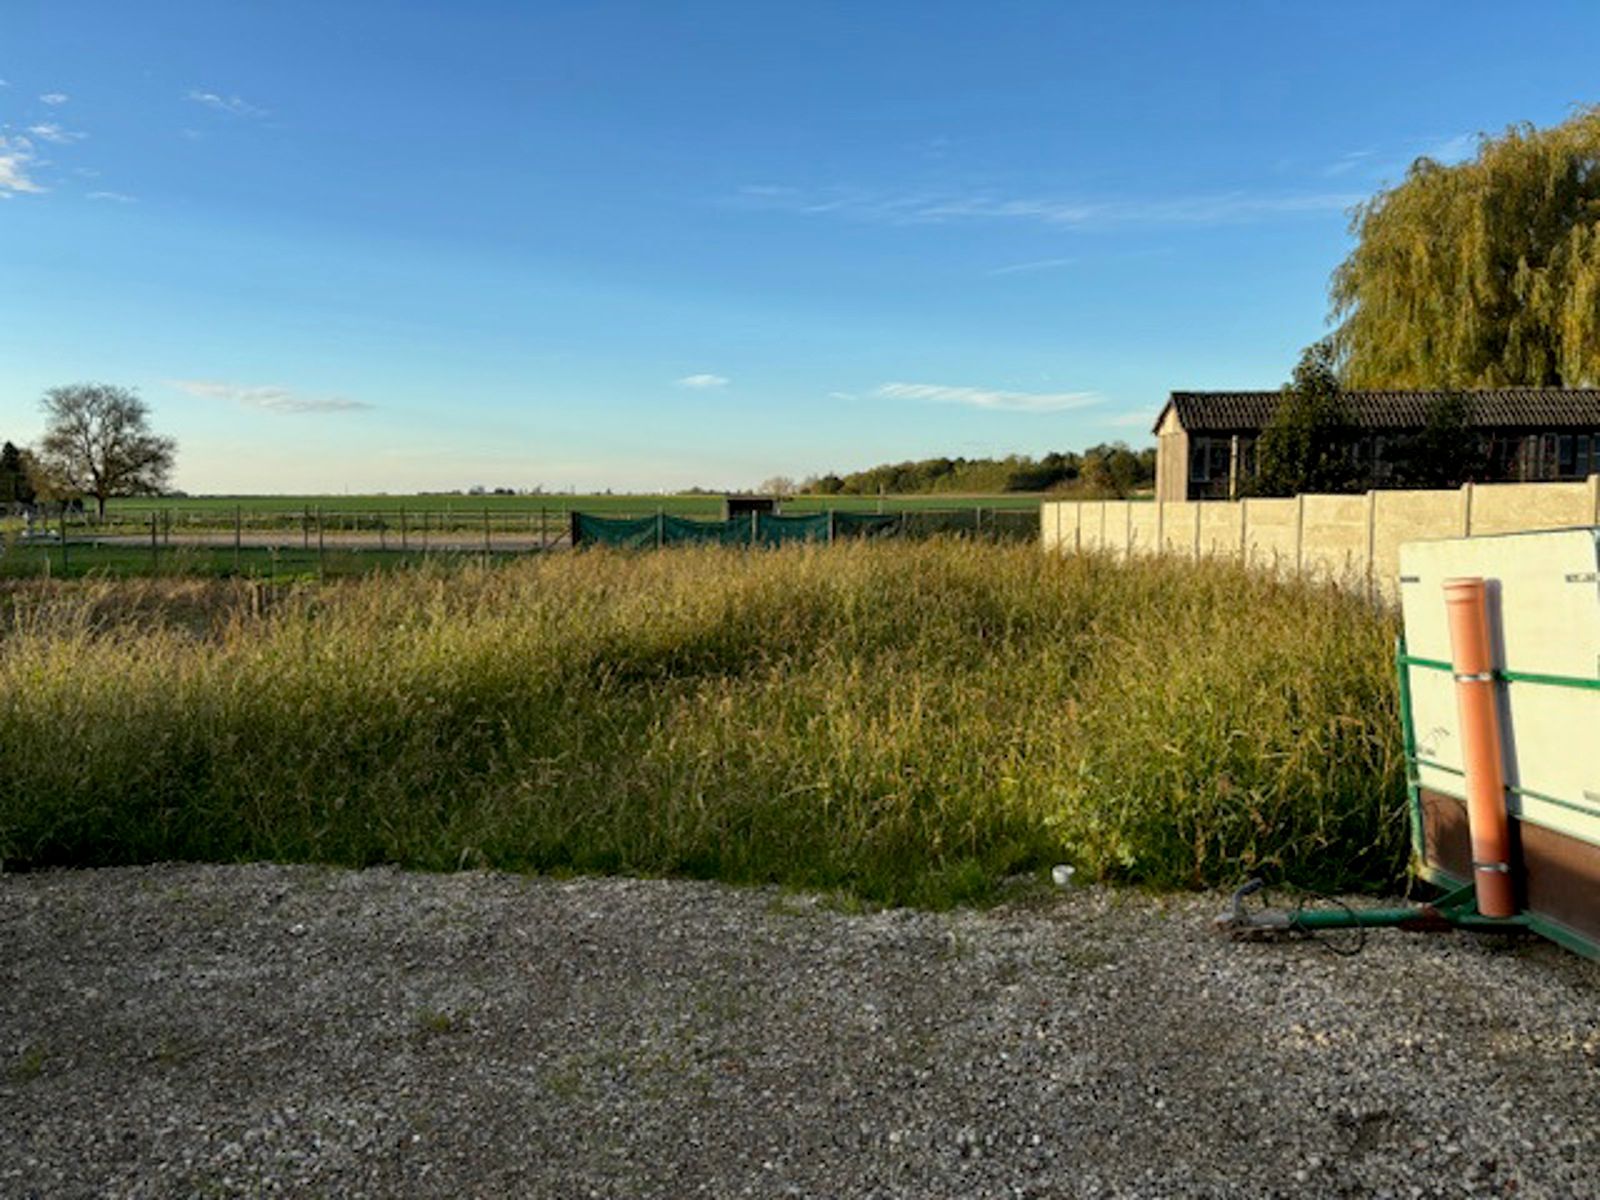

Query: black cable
[1289,888,1369,957]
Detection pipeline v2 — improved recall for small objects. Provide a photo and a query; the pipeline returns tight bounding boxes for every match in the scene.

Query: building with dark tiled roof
[1152,388,1600,501]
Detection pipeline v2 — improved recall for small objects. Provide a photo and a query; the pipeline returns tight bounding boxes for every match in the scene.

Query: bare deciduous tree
[759,475,796,498]
[37,383,176,519]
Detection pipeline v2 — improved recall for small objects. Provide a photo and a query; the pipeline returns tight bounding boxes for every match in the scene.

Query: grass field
[105,492,1051,518]
[0,542,1405,906]
[0,541,497,581]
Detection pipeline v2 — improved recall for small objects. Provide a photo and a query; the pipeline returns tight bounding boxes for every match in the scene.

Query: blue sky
[2,1,1597,493]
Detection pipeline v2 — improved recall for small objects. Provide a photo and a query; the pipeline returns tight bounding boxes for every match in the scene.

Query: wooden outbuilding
[1153,388,1600,502]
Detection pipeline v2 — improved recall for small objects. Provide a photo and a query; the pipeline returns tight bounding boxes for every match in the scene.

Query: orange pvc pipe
[1442,577,1516,919]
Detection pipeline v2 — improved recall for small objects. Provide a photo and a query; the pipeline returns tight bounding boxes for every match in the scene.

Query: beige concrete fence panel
[1039,503,1060,552]
[1160,502,1200,556]
[1369,488,1460,596]
[1040,502,1078,554]
[1469,480,1591,536]
[1128,503,1159,557]
[1078,502,1107,552]
[1300,493,1371,587]
[1198,501,1242,559]
[1241,498,1298,574]
[1042,478,1598,596]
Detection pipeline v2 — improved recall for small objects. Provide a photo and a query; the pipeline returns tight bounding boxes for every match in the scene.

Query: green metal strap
[1499,667,1600,692]
[1408,752,1600,820]
[1397,653,1600,692]
[1395,636,1427,864]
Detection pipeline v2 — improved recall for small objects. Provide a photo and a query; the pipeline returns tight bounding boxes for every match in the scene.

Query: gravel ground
[2,864,1597,1199]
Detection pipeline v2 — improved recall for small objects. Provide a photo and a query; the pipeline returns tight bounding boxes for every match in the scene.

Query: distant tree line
[797,443,1156,500]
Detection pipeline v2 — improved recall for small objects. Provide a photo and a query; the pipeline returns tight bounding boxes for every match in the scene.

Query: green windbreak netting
[758,513,830,545]
[572,512,661,549]
[571,508,1036,548]
[575,512,834,548]
[664,514,751,546]
[830,512,900,539]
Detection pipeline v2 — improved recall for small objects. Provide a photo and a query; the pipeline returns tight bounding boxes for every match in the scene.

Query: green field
[0,541,500,582]
[0,492,1042,581]
[103,492,1049,519]
[0,542,1404,907]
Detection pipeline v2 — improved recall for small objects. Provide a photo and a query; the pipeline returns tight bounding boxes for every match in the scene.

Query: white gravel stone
[1,863,1597,1197]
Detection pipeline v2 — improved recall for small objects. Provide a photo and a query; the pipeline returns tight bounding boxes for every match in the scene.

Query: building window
[1558,434,1578,478]
[1373,435,1396,480]
[1516,434,1540,480]
[1189,437,1231,484]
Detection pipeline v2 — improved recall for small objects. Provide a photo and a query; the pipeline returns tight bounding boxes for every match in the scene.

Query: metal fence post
[59,507,68,575]
[400,506,408,553]
[317,506,325,580]
[150,511,158,572]
[234,504,242,571]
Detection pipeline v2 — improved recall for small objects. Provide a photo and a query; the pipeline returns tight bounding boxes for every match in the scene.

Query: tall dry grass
[0,542,1406,905]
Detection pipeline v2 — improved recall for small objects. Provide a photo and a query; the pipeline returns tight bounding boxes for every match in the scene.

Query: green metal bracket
[1395,635,1427,866]
[1397,652,1600,692]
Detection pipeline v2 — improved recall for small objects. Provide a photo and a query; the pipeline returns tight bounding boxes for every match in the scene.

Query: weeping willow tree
[1332,106,1600,388]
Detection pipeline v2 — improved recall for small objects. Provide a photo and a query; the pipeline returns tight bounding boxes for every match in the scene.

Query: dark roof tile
[1161,389,1600,434]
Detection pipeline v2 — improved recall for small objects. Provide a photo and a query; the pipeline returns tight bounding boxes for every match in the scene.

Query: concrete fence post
[1238,497,1248,563]
[1073,503,1082,554]
[1365,489,1378,601]
[1294,494,1306,576]
[1460,481,1475,537]
[1124,501,1133,559]
[1193,501,1202,559]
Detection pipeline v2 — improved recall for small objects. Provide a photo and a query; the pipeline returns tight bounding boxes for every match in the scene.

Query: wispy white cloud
[875,381,1101,414]
[38,92,68,106]
[735,184,1360,230]
[1321,149,1374,178]
[988,256,1078,276]
[87,190,136,203]
[171,379,372,414]
[676,373,729,389]
[1421,132,1477,164]
[1102,409,1158,428]
[27,121,85,144]
[0,136,42,196]
[186,90,267,118]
